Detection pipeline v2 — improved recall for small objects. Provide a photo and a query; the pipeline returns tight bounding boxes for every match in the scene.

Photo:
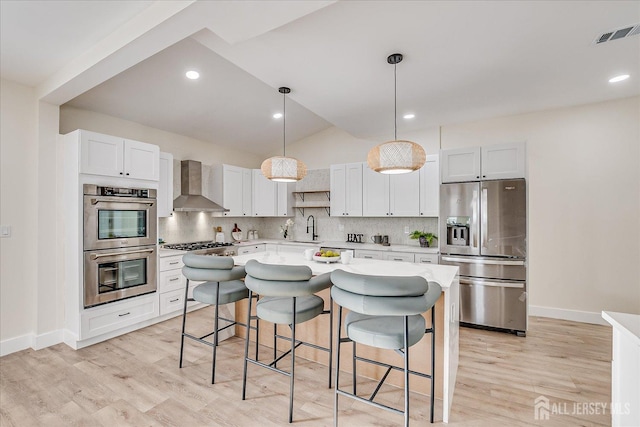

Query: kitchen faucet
[306,215,318,241]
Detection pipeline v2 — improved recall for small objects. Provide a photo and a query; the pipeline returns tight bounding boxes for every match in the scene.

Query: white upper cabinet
[441,142,525,182]
[330,163,363,216]
[158,152,174,217]
[389,172,420,217]
[362,166,390,216]
[276,182,294,217]
[480,142,526,180]
[363,166,420,217]
[252,169,277,216]
[419,154,440,217]
[441,147,481,183]
[212,165,252,217]
[80,130,159,180]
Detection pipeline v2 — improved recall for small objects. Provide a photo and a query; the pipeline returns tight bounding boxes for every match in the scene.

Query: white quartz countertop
[232,251,457,289]
[232,239,439,254]
[159,248,188,257]
[602,311,640,346]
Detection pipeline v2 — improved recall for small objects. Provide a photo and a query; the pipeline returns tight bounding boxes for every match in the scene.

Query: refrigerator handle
[460,278,525,289]
[481,186,488,250]
[471,187,479,249]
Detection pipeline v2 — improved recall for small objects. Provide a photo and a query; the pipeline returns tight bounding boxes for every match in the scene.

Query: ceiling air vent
[594,24,640,44]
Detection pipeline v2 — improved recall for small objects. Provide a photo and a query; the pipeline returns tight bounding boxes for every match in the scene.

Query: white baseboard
[1,329,64,357]
[530,305,608,326]
[0,334,33,357]
[33,329,63,350]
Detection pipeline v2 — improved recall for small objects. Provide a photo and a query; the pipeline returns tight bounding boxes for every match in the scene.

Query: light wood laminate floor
[0,309,612,426]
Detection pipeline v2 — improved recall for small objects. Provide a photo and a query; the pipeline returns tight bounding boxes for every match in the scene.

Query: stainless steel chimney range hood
[173,160,228,212]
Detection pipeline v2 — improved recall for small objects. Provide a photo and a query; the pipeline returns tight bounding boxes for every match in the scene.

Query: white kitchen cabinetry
[602,312,640,427]
[389,172,420,217]
[354,250,384,260]
[441,142,525,183]
[481,142,526,180]
[415,253,439,264]
[276,182,294,217]
[330,163,363,216]
[363,167,420,217]
[80,294,158,340]
[158,152,174,217]
[419,154,440,217]
[79,130,159,181]
[158,254,202,315]
[212,165,253,217]
[252,170,277,216]
[236,244,266,255]
[382,252,414,262]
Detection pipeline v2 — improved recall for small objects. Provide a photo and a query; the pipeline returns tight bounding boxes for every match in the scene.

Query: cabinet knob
[482,175,486,178]
[476,176,480,179]
[390,213,393,216]
[119,172,123,175]
[126,173,130,176]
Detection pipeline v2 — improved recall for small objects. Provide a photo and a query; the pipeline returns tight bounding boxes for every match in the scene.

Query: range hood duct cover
[173,160,229,212]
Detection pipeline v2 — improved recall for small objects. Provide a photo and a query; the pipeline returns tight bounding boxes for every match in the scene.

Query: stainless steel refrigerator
[439,179,527,335]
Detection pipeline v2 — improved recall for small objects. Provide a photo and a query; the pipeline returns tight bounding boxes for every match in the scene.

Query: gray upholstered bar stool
[179,253,249,384]
[241,259,333,423]
[330,269,442,426]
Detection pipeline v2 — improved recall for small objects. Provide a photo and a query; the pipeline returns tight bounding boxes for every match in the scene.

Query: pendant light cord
[283,91,286,157]
[394,61,397,141]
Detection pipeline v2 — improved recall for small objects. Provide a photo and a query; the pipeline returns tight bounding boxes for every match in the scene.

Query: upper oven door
[84,195,157,250]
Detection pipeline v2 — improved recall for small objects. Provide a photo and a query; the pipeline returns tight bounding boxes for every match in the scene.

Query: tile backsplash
[159,166,439,248]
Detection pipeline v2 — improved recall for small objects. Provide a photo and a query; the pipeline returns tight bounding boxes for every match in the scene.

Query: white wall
[60,106,263,168]
[0,79,38,348]
[281,125,441,169]
[440,96,639,318]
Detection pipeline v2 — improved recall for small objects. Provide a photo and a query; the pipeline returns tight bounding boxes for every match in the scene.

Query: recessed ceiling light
[185,70,200,80]
[403,113,415,119]
[273,113,283,119]
[609,74,629,83]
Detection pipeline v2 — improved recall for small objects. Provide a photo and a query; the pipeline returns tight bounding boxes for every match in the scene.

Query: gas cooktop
[163,241,234,251]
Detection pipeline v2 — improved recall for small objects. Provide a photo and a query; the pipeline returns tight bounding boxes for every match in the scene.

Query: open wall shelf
[292,190,330,216]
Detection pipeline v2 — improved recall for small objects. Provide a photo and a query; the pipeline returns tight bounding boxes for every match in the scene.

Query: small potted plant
[409,230,437,248]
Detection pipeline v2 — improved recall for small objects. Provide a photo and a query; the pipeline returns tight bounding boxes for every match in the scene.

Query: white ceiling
[2,1,639,156]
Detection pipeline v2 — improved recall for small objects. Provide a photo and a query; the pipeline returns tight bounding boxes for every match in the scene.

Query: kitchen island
[233,251,460,423]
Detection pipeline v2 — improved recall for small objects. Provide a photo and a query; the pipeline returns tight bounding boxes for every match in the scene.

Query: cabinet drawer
[383,252,415,263]
[160,255,184,272]
[355,250,383,260]
[415,254,439,264]
[237,245,265,255]
[160,289,186,315]
[159,271,185,292]
[80,294,157,340]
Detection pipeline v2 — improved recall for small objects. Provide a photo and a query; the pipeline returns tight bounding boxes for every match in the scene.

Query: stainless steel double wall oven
[83,184,157,307]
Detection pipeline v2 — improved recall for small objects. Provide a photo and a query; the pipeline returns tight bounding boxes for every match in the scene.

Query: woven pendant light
[261,87,307,182]
[367,54,425,174]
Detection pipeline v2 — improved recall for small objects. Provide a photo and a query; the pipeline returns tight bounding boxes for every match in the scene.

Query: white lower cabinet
[415,253,439,264]
[80,293,158,340]
[159,254,201,316]
[237,244,266,255]
[383,252,415,262]
[355,250,384,260]
[159,289,185,314]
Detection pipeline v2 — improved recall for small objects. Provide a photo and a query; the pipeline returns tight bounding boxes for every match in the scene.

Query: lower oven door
[84,245,157,308]
[459,277,527,332]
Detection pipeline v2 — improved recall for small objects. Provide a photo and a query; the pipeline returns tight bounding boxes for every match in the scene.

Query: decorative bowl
[313,255,341,263]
